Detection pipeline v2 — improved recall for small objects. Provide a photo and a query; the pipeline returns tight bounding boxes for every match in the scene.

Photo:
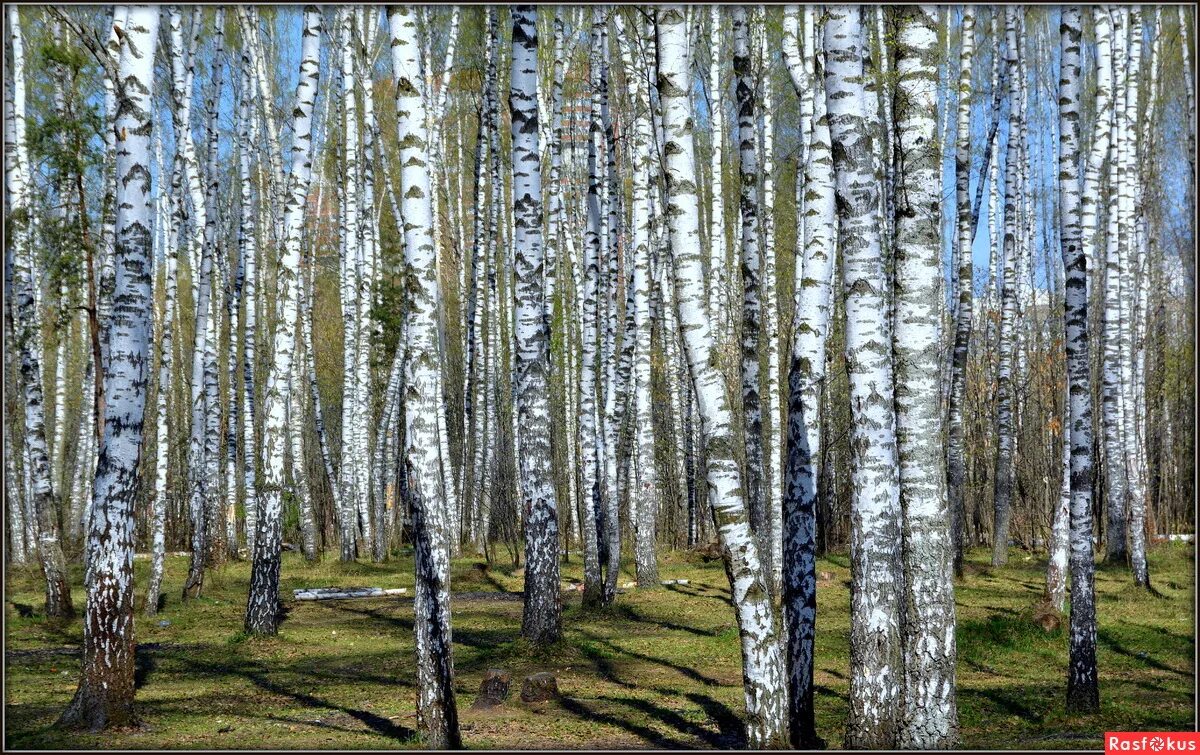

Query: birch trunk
[244,6,322,636]
[823,7,904,747]
[1059,8,1100,712]
[5,5,74,620]
[991,8,1022,568]
[757,18,783,602]
[511,6,561,646]
[58,7,158,729]
[707,6,728,333]
[182,7,225,596]
[620,14,659,589]
[579,8,607,609]
[732,9,769,593]
[892,7,958,747]
[1102,8,1129,566]
[946,8,976,579]
[782,19,836,744]
[387,8,462,746]
[657,8,788,747]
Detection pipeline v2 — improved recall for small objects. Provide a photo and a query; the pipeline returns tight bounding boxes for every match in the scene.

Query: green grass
[4,543,1194,749]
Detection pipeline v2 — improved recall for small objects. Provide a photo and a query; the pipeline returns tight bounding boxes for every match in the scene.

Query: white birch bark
[5,5,74,620]
[618,13,660,589]
[946,8,976,579]
[892,8,958,747]
[1059,8,1100,712]
[991,7,1022,569]
[1121,9,1149,588]
[707,6,728,334]
[238,36,260,558]
[244,6,322,636]
[58,7,159,730]
[824,7,903,747]
[782,22,836,745]
[732,7,769,593]
[387,8,462,746]
[511,6,561,645]
[579,8,607,608]
[1102,8,1129,565]
[757,18,783,602]
[657,8,788,747]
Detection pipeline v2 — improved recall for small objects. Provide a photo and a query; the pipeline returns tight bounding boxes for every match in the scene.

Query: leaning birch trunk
[1048,382,1070,613]
[244,6,322,636]
[239,40,260,558]
[823,7,903,748]
[5,5,74,620]
[707,5,728,334]
[782,29,836,746]
[510,6,561,646]
[579,8,607,609]
[1120,9,1149,589]
[656,8,788,748]
[732,8,768,592]
[991,7,1022,569]
[891,7,958,748]
[146,136,181,616]
[620,15,659,589]
[1101,8,1129,566]
[756,18,783,601]
[946,7,976,579]
[1058,7,1100,713]
[388,7,462,747]
[182,7,225,596]
[58,7,158,729]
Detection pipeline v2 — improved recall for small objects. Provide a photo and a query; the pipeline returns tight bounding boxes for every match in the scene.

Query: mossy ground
[4,542,1193,749]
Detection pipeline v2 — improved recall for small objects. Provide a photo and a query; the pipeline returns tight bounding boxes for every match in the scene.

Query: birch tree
[891,7,958,747]
[823,7,903,747]
[707,6,728,335]
[732,8,769,589]
[58,5,159,730]
[388,7,462,747]
[511,5,561,646]
[6,5,74,620]
[781,8,836,743]
[992,7,1022,569]
[1102,8,1129,566]
[946,8,976,579]
[1060,6,1099,713]
[657,8,788,747]
[244,6,322,636]
[579,7,607,609]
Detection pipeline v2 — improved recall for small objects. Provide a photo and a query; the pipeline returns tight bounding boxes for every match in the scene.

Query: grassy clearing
[4,542,1193,749]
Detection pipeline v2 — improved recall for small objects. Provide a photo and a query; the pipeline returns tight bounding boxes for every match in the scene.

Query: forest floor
[4,541,1194,749]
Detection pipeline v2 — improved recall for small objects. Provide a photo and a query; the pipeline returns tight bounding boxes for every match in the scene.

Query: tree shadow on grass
[662,583,733,608]
[557,695,694,749]
[612,603,719,637]
[154,649,417,741]
[1098,629,1192,677]
[959,686,1045,723]
[588,692,742,748]
[575,628,724,687]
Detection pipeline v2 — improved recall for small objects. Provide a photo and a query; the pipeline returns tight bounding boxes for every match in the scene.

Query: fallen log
[292,587,408,601]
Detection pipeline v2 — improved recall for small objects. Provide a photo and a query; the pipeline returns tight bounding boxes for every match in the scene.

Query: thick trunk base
[59,683,137,733]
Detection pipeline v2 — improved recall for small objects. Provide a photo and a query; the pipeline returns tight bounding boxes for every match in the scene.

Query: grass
[4,542,1194,749]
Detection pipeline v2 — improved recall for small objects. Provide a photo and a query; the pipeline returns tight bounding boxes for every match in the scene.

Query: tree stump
[471,669,511,709]
[520,672,559,703]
